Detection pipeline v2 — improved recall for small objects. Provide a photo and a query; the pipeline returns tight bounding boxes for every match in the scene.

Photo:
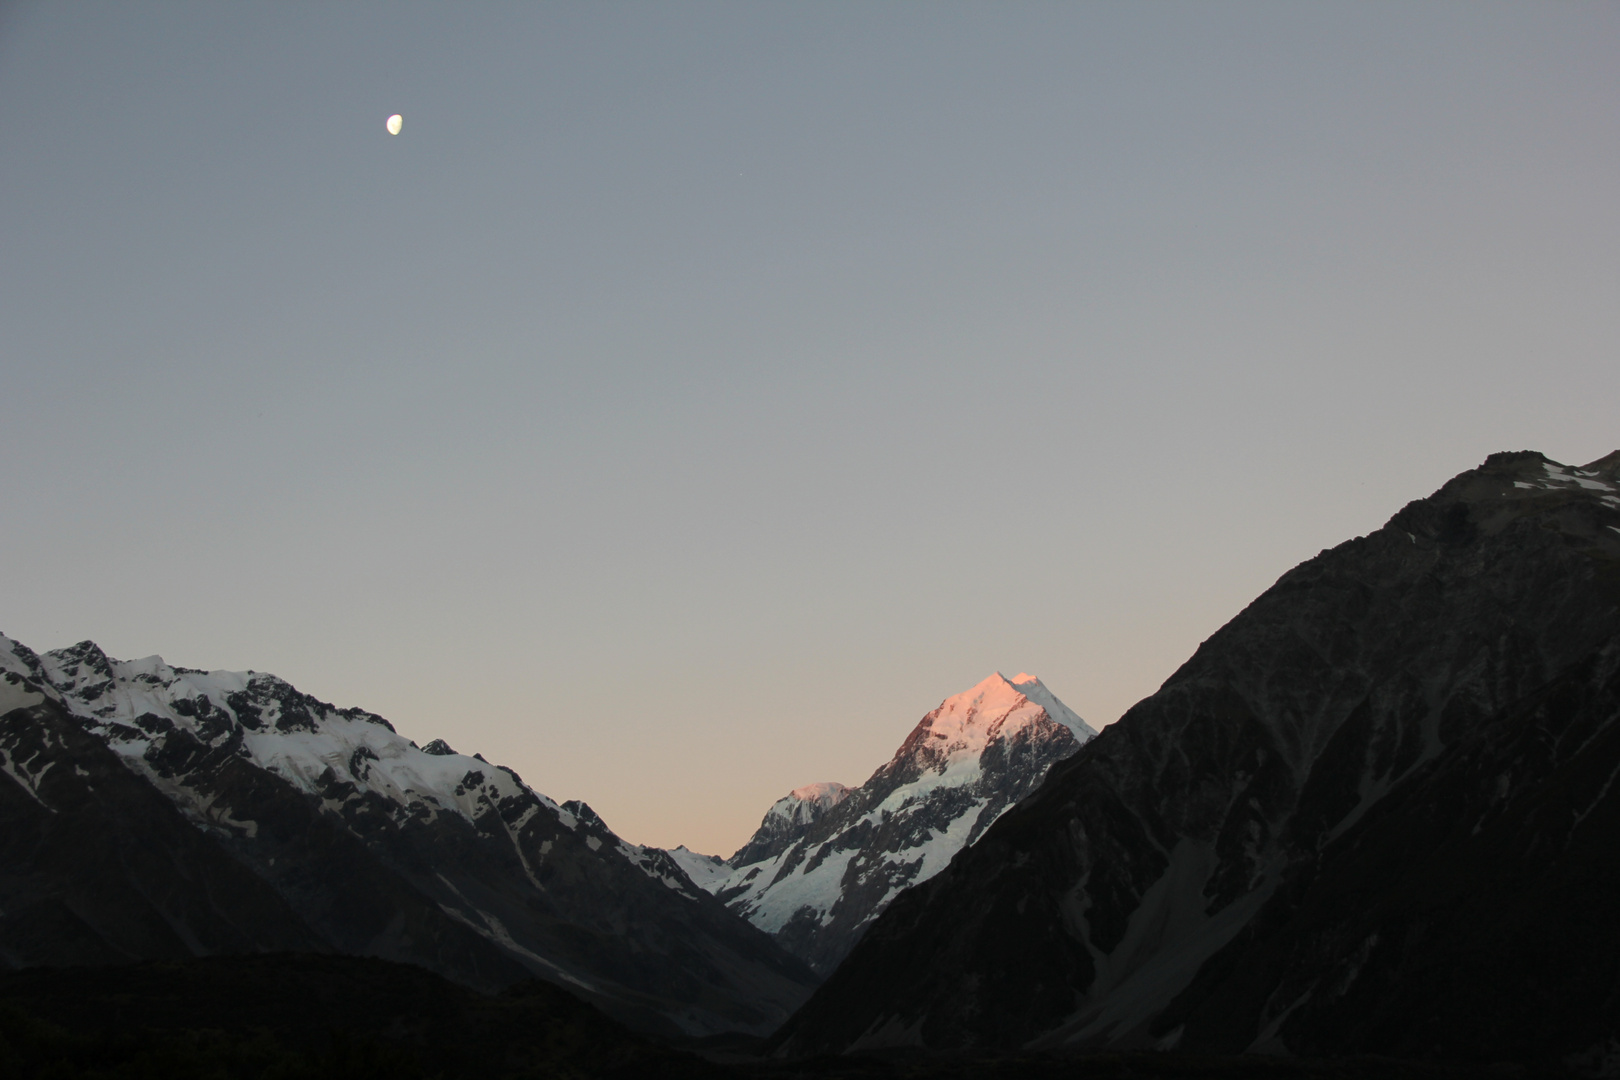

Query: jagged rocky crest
[0,641,816,1037]
[666,673,1095,973]
[770,450,1620,1066]
[728,782,854,869]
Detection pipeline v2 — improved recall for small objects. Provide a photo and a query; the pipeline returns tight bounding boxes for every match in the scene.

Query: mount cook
[665,672,1095,973]
[7,447,1618,1069]
[0,634,1094,1033]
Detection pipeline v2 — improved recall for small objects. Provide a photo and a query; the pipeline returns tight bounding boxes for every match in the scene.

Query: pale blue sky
[3,2,1617,853]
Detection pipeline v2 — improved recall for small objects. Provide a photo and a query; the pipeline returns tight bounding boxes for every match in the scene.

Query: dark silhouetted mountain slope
[771,450,1620,1068]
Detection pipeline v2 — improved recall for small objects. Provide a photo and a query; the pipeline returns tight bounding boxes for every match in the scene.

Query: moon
[386,114,402,136]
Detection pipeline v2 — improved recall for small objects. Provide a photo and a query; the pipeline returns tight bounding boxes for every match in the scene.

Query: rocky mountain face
[0,641,816,1037]
[729,782,855,869]
[770,450,1620,1067]
[667,673,1095,974]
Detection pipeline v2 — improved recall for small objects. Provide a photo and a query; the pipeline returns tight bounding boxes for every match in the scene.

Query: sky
[1,2,1617,856]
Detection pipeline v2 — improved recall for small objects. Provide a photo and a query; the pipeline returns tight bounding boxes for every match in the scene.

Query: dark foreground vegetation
[0,953,713,1079]
[0,954,1583,1079]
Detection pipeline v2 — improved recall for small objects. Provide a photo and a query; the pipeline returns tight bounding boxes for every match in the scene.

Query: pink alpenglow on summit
[896,672,1091,766]
[661,672,1094,973]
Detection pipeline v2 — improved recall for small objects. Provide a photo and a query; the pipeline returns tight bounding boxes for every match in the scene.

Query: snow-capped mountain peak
[883,671,1096,794]
[673,671,1094,973]
[1007,672,1093,741]
[0,631,818,1036]
[1,634,550,835]
[772,782,853,823]
[726,780,853,868]
[914,672,1041,750]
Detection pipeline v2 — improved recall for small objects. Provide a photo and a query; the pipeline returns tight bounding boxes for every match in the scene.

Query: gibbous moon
[386,114,403,136]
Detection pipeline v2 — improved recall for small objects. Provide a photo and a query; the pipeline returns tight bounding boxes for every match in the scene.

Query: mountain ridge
[662,671,1095,974]
[768,449,1620,1064]
[0,635,817,1037]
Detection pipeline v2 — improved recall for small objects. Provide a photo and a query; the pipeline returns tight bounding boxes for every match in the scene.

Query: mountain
[667,673,1095,974]
[0,639,816,1037]
[769,450,1620,1066]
